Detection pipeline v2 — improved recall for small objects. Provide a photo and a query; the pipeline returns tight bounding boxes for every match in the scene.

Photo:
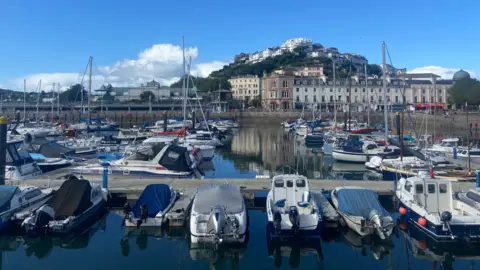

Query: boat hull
[332,149,367,163]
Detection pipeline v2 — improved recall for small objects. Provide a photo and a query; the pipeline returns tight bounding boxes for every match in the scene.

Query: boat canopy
[47,178,93,219]
[28,138,76,158]
[132,184,173,218]
[193,184,244,214]
[0,186,20,213]
[159,144,193,172]
[335,188,388,218]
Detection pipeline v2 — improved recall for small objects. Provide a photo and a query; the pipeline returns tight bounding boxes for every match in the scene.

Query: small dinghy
[0,185,54,230]
[266,175,322,238]
[22,176,108,236]
[122,184,177,228]
[189,184,248,244]
[310,191,340,227]
[331,186,394,239]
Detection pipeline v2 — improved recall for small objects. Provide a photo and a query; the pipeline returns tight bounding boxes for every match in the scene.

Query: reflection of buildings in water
[330,162,382,181]
[231,127,262,156]
[262,129,295,171]
[293,141,327,178]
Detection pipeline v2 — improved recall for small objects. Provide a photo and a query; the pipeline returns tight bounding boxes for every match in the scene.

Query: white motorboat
[331,186,394,239]
[30,153,73,173]
[0,185,54,230]
[122,184,177,227]
[332,140,400,163]
[22,176,108,235]
[266,174,322,238]
[189,184,248,244]
[71,144,199,179]
[396,175,480,241]
[178,134,223,147]
[457,147,480,159]
[427,138,459,154]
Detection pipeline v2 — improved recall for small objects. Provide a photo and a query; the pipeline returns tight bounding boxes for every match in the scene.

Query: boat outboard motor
[288,206,300,235]
[210,205,227,242]
[367,209,385,239]
[33,204,55,234]
[273,211,282,234]
[440,211,453,238]
[136,204,148,228]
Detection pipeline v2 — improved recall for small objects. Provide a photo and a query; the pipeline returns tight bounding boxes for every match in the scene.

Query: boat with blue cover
[331,186,394,239]
[122,184,177,227]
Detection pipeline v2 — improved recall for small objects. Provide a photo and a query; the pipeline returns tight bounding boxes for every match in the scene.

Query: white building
[262,48,275,59]
[281,38,313,52]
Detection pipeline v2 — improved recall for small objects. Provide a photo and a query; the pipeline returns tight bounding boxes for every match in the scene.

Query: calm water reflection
[2,210,480,270]
[204,126,381,180]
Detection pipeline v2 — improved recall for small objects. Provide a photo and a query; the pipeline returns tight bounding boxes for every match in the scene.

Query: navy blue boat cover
[336,188,388,218]
[132,184,173,218]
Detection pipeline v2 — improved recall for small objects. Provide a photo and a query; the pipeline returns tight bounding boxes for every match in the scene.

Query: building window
[322,95,325,102]
[296,96,300,102]
[422,96,426,103]
[282,81,288,87]
[387,89,390,93]
[314,96,317,102]
[414,96,418,103]
[363,88,365,93]
[296,88,299,92]
[355,88,357,92]
[395,96,399,103]
[438,97,442,103]
[314,88,316,92]
[431,96,434,103]
[371,88,373,93]
[379,96,382,102]
[354,96,358,102]
[305,88,308,92]
[371,96,374,102]
[338,96,342,101]
[330,88,333,92]
[439,89,442,94]
[422,89,425,94]
[304,95,308,102]
[379,89,382,93]
[330,96,333,102]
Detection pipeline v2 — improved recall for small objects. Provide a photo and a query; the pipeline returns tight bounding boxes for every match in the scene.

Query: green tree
[140,91,155,102]
[367,64,383,77]
[249,95,262,108]
[448,78,480,105]
[60,84,87,102]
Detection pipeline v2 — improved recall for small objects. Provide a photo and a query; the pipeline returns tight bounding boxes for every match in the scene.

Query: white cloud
[7,43,230,92]
[409,66,478,79]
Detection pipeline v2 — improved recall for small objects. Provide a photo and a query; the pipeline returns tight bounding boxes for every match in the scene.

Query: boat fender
[418,217,427,226]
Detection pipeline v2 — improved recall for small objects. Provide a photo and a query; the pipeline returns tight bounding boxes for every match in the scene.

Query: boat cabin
[5,140,43,180]
[401,176,452,214]
[438,138,459,148]
[271,175,311,210]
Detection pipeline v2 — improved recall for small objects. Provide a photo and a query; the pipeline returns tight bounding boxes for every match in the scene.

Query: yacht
[266,174,322,238]
[71,144,200,179]
[427,138,459,154]
[22,176,108,235]
[396,175,480,240]
[331,186,394,239]
[332,139,400,163]
[189,184,248,244]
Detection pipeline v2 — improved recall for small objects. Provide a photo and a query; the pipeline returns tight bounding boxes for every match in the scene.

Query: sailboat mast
[87,56,93,121]
[467,101,471,171]
[51,83,55,118]
[181,37,187,140]
[382,42,388,139]
[433,77,437,141]
[37,79,41,117]
[365,64,369,126]
[23,79,26,121]
[333,60,337,124]
[348,61,352,132]
[57,82,60,115]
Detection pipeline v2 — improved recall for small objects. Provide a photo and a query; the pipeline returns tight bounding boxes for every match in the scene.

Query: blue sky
[0,0,478,90]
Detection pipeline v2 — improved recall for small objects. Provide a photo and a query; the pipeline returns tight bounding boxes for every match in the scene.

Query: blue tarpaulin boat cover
[132,184,173,218]
[335,188,388,218]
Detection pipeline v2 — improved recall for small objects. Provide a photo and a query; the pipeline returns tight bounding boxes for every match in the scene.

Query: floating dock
[7,178,476,199]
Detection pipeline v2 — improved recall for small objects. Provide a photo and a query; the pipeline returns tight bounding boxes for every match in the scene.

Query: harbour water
[3,125,480,269]
[204,125,382,180]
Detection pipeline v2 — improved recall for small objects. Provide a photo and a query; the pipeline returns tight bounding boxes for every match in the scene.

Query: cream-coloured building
[292,73,452,111]
[229,75,261,103]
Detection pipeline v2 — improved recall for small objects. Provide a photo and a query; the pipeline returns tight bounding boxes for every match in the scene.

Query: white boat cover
[335,188,388,218]
[193,184,244,214]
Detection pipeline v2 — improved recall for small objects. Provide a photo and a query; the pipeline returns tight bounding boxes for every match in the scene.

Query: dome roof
[453,69,471,80]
